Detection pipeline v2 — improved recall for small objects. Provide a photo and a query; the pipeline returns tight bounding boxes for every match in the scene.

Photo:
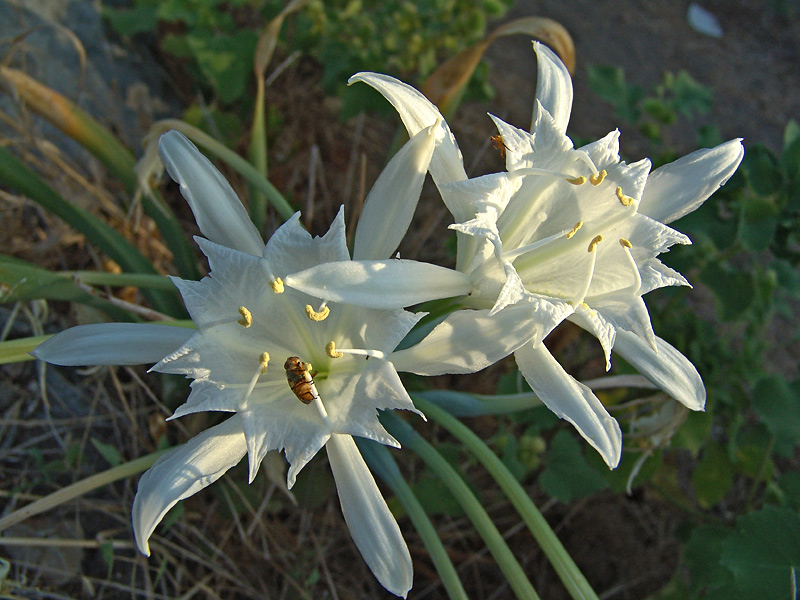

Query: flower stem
[382,412,542,600]
[414,396,600,600]
[0,450,167,533]
[357,439,469,600]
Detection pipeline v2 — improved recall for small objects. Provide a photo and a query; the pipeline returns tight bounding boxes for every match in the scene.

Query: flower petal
[349,72,468,187]
[391,302,565,375]
[159,131,264,256]
[353,123,437,260]
[326,434,413,598]
[285,260,471,309]
[132,415,247,555]
[638,139,744,224]
[533,41,573,135]
[32,323,193,366]
[613,330,706,411]
[515,343,622,468]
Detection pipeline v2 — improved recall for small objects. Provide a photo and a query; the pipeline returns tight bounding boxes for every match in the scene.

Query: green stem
[357,439,468,600]
[382,412,541,600]
[416,389,542,417]
[0,450,167,533]
[248,78,268,232]
[64,271,178,291]
[414,396,600,600]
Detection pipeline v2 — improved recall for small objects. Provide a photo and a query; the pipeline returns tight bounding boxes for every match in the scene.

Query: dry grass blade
[421,16,575,116]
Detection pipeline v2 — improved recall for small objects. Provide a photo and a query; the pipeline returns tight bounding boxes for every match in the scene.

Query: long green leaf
[0,66,199,281]
[0,334,51,364]
[357,439,468,600]
[382,412,542,600]
[414,397,601,600]
[0,153,182,315]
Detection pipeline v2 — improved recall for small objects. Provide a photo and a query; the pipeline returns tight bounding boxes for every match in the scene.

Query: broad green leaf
[538,430,608,503]
[91,438,123,467]
[700,262,756,321]
[720,506,800,600]
[671,410,712,456]
[752,375,800,457]
[691,442,734,508]
[185,31,259,104]
[743,145,785,197]
[411,477,465,517]
[684,524,735,598]
[782,119,800,179]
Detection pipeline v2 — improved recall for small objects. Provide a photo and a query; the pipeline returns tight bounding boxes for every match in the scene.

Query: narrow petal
[391,303,558,375]
[613,330,706,411]
[353,123,436,260]
[285,260,471,309]
[515,343,622,468]
[349,72,468,187]
[638,139,744,224]
[32,323,193,366]
[132,415,247,555]
[159,131,265,256]
[533,41,573,135]
[326,434,413,598]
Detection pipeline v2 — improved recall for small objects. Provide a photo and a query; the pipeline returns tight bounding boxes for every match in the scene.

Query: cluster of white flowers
[34,43,742,598]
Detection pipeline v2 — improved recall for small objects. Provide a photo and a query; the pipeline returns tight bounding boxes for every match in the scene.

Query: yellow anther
[305,304,330,322]
[615,186,634,207]
[580,302,590,310]
[589,169,607,185]
[619,238,633,249]
[326,341,343,358]
[271,277,285,293]
[588,235,603,252]
[566,221,584,239]
[566,175,587,185]
[237,306,252,328]
[259,352,270,374]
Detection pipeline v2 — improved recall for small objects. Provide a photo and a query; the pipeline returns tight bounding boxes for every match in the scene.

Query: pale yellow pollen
[616,186,634,207]
[619,238,633,249]
[566,221,584,239]
[305,304,330,321]
[326,341,343,358]
[588,235,603,253]
[259,352,270,374]
[589,169,607,185]
[237,306,252,328]
[270,277,284,293]
[566,175,587,185]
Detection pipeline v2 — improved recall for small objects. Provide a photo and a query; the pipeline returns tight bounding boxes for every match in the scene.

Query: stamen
[618,239,642,294]
[312,395,331,430]
[238,353,268,411]
[566,175,587,185]
[326,341,343,358]
[619,238,633,249]
[590,169,607,185]
[503,226,577,262]
[573,241,600,306]
[305,303,330,322]
[331,346,388,360]
[259,258,284,293]
[271,277,285,293]
[508,167,586,182]
[574,149,600,175]
[616,187,634,207]
[566,221,584,239]
[237,306,252,328]
[588,235,604,253]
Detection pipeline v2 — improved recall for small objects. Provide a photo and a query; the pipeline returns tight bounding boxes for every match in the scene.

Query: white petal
[613,330,706,411]
[349,72,468,187]
[285,260,471,309]
[569,305,617,371]
[533,41,573,135]
[264,208,351,275]
[326,434,412,598]
[353,124,436,260]
[32,323,193,366]
[515,343,622,468]
[132,415,247,555]
[391,303,560,375]
[638,139,744,224]
[159,131,264,256]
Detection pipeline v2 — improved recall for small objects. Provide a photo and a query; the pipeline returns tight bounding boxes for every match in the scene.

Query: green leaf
[90,438,123,467]
[739,192,780,251]
[700,262,756,321]
[782,120,800,179]
[720,506,800,600]
[691,442,734,508]
[743,145,785,197]
[103,5,160,36]
[752,375,800,456]
[668,70,713,117]
[411,476,465,517]
[684,524,735,597]
[538,430,608,503]
[185,31,259,104]
[671,410,712,456]
[776,472,800,511]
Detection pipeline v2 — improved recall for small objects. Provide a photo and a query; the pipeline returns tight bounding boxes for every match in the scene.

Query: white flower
[286,43,744,468]
[33,128,441,598]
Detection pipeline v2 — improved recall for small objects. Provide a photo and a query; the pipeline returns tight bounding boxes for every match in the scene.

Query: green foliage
[105,0,514,109]
[538,431,608,503]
